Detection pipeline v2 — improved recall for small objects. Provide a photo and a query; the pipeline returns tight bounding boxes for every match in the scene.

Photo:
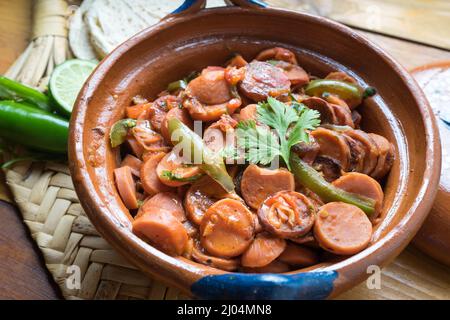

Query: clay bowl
[69,6,441,299]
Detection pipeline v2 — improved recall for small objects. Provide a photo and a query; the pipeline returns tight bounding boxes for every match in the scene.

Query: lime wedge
[49,59,97,117]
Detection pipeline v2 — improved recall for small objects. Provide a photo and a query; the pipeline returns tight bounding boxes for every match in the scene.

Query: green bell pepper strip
[305,79,363,107]
[168,118,235,193]
[0,100,68,153]
[167,79,187,93]
[0,76,52,112]
[109,119,137,148]
[290,154,375,216]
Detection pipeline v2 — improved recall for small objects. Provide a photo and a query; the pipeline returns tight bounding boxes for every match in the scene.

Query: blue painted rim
[191,271,338,300]
[172,0,204,14]
[242,0,268,7]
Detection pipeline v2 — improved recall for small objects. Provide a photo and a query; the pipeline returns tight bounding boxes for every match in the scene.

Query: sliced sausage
[141,103,168,132]
[258,191,316,238]
[332,172,384,218]
[302,97,337,125]
[200,198,255,258]
[184,66,241,121]
[160,107,193,144]
[243,260,290,273]
[114,166,138,209]
[131,121,169,153]
[278,242,319,267]
[271,60,309,86]
[325,71,358,84]
[351,111,362,128]
[312,156,342,182]
[136,192,185,222]
[241,232,286,267]
[126,136,144,158]
[156,150,203,187]
[184,176,234,225]
[239,61,291,102]
[191,244,240,271]
[241,164,295,210]
[239,104,259,122]
[187,66,232,104]
[203,116,237,156]
[343,134,365,172]
[291,135,320,165]
[314,202,372,255]
[126,103,149,119]
[227,54,248,68]
[344,130,379,175]
[288,233,320,249]
[368,133,395,180]
[256,47,298,65]
[311,128,351,170]
[140,152,174,195]
[120,154,142,177]
[132,211,188,256]
[330,104,354,128]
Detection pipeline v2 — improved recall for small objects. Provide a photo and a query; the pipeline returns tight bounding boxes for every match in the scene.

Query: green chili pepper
[110,118,137,148]
[0,76,52,112]
[168,118,235,192]
[0,100,68,153]
[161,170,204,183]
[167,79,187,93]
[305,79,363,108]
[290,154,375,216]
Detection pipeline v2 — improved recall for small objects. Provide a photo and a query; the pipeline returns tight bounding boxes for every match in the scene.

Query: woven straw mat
[4,160,189,300]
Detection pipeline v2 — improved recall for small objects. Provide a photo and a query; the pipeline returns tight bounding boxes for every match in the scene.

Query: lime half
[49,59,97,117]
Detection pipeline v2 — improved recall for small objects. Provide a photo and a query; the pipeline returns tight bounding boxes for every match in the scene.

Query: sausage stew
[110,47,394,273]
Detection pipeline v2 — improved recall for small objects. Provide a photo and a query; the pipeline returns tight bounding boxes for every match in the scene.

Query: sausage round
[344,130,379,175]
[200,198,255,258]
[311,127,351,170]
[258,191,316,238]
[241,232,286,267]
[136,192,185,222]
[156,151,203,187]
[314,202,372,255]
[160,107,193,144]
[302,97,337,125]
[241,164,295,210]
[368,133,395,180]
[191,244,240,271]
[140,152,174,195]
[332,172,384,218]
[239,61,291,102]
[132,211,188,256]
[114,166,139,210]
[184,176,234,225]
[278,242,319,267]
[256,47,298,65]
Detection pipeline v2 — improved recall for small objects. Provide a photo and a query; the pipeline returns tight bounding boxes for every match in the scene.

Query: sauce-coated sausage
[241,164,295,210]
[239,61,291,102]
[140,152,174,195]
[278,242,319,267]
[314,202,372,255]
[258,191,316,238]
[241,232,286,267]
[114,166,139,209]
[200,198,255,258]
[132,211,188,256]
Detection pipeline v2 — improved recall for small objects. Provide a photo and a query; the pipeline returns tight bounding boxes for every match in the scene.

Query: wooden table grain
[0,0,450,300]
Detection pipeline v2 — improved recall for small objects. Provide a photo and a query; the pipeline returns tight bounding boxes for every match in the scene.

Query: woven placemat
[4,160,189,300]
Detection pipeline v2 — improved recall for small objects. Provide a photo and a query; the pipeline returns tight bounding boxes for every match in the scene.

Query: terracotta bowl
[69,1,441,299]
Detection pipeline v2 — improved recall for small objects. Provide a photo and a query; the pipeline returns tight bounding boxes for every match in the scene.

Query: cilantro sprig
[225,97,320,170]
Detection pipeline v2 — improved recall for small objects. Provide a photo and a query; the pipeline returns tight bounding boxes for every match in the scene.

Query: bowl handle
[190,271,339,300]
[227,0,268,8]
[168,0,267,18]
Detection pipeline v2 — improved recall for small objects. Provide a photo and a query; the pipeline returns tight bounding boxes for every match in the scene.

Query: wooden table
[1,0,450,300]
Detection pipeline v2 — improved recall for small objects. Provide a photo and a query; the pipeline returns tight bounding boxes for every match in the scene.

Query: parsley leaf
[223,98,320,169]
[257,97,320,169]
